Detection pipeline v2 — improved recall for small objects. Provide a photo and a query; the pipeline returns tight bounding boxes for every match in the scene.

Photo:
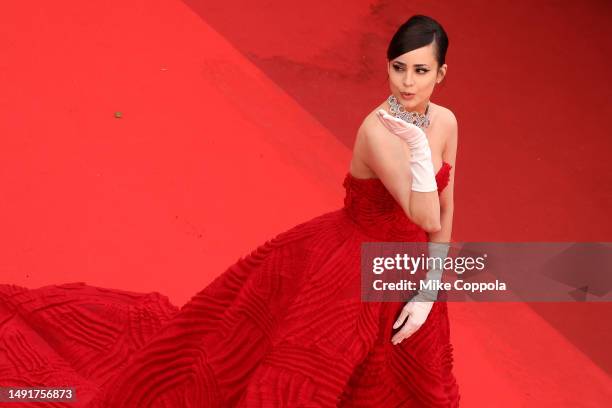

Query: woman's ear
[436,64,448,84]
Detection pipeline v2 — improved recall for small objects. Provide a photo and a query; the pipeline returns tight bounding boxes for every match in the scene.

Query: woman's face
[387,42,447,113]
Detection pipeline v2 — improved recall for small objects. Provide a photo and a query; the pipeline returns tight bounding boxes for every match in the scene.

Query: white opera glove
[411,241,451,302]
[376,109,437,192]
[391,242,451,344]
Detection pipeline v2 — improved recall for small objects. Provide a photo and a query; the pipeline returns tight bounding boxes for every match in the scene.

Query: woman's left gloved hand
[391,300,434,345]
[391,242,450,345]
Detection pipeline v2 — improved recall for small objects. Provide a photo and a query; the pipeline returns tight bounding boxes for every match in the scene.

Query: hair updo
[387,15,449,68]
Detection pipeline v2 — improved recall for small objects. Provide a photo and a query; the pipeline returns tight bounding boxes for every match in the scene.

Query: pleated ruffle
[0,164,459,407]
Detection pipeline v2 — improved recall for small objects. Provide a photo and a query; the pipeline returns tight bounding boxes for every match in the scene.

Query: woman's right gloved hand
[376,109,438,193]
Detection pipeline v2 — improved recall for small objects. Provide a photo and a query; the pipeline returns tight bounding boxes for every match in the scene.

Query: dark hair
[387,15,449,68]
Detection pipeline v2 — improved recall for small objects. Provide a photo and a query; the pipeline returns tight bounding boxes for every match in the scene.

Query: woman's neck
[388,97,430,115]
[409,100,430,115]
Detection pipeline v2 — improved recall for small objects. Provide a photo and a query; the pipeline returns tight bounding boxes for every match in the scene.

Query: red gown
[0,162,460,407]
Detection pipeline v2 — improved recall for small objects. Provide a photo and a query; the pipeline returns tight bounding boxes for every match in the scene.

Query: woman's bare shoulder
[358,101,389,137]
[359,101,458,142]
[430,102,458,129]
[429,102,458,164]
[350,101,407,178]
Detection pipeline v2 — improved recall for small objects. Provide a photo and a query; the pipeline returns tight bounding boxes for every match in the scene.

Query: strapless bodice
[342,161,452,241]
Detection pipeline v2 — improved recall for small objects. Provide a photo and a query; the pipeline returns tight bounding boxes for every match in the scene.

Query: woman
[0,14,459,407]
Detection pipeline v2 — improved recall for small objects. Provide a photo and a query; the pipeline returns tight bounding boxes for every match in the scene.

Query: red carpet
[0,0,610,406]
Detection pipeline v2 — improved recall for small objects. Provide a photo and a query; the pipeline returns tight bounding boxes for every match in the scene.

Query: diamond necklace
[386,94,431,130]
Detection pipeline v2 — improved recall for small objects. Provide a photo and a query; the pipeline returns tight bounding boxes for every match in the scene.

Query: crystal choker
[386,94,431,130]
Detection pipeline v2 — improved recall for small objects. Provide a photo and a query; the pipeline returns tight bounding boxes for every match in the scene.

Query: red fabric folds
[0,162,459,407]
